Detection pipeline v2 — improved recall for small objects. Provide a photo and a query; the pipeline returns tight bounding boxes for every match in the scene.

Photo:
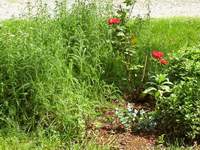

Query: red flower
[152,50,164,60]
[108,18,121,25]
[159,58,168,65]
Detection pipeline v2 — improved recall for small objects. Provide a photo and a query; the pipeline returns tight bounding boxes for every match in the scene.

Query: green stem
[141,55,148,83]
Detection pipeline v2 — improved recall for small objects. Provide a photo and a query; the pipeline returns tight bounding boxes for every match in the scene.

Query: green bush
[168,46,200,82]
[156,46,200,141]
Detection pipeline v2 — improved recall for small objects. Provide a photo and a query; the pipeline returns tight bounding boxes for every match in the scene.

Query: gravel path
[1,0,200,20]
[133,0,200,18]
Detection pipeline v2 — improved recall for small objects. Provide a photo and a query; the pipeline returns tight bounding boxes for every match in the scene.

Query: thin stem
[141,0,151,83]
[141,55,148,83]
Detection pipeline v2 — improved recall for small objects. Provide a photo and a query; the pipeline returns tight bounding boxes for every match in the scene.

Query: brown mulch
[86,97,157,150]
[93,130,155,150]
[85,90,200,150]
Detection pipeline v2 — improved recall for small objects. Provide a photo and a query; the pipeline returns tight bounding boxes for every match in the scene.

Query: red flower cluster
[151,50,168,65]
[152,50,164,60]
[108,18,121,25]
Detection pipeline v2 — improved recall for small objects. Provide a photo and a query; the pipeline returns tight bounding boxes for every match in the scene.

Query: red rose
[152,50,164,60]
[108,18,121,25]
[159,58,168,65]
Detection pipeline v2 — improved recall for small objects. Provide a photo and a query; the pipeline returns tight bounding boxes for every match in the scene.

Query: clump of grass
[0,0,119,145]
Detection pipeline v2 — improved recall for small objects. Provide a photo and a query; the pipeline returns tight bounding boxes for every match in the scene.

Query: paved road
[1,0,200,20]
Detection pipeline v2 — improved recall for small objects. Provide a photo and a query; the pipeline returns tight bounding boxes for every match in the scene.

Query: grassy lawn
[148,18,200,51]
[0,1,200,148]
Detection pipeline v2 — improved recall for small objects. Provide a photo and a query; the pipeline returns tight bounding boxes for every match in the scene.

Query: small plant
[107,0,145,89]
[115,104,157,132]
[143,74,173,100]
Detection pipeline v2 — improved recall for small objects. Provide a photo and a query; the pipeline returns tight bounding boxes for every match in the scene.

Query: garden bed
[0,0,200,149]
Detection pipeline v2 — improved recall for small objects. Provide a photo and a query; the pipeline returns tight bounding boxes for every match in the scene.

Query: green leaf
[143,87,157,94]
[162,81,174,86]
[160,85,171,92]
[117,32,125,37]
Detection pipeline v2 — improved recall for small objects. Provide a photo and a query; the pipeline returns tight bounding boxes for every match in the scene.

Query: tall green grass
[0,0,200,148]
[0,1,119,147]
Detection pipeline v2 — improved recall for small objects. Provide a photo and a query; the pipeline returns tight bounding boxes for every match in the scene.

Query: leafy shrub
[158,79,200,140]
[156,46,200,141]
[167,46,200,82]
[143,74,173,100]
